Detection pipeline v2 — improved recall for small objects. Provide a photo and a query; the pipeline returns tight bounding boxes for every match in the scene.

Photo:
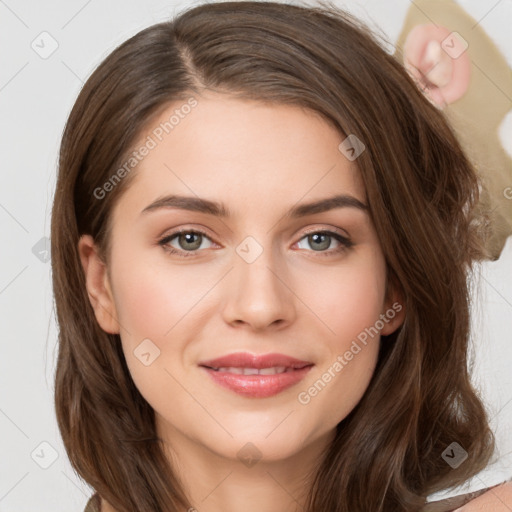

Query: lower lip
[200,365,313,398]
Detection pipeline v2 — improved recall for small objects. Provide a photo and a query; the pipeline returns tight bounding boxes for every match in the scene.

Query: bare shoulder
[454,481,512,511]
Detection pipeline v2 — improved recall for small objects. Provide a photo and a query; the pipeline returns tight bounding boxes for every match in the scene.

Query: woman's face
[79,91,404,467]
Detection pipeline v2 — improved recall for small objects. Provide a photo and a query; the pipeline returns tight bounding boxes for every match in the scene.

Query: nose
[222,241,297,332]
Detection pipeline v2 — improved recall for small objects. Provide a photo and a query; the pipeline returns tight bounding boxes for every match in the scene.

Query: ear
[380,274,406,336]
[78,234,120,334]
[402,24,471,109]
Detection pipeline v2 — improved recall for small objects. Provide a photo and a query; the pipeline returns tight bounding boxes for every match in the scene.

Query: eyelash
[157,227,354,258]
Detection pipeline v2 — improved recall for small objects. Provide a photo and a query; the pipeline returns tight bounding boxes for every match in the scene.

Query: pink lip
[199,352,314,398]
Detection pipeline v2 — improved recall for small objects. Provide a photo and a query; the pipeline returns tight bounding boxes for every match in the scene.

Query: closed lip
[199,352,313,370]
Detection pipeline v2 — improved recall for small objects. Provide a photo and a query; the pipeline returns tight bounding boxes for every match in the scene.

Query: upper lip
[199,352,313,370]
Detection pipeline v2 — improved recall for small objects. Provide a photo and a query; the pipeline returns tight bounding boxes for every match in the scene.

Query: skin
[455,481,512,511]
[78,91,407,511]
[402,24,471,109]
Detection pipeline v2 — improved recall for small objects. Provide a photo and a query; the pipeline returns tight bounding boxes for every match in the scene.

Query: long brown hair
[51,1,496,510]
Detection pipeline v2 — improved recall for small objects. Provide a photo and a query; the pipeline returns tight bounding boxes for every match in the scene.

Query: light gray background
[0,0,511,510]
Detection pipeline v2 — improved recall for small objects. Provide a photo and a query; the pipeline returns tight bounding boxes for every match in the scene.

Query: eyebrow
[140,193,368,218]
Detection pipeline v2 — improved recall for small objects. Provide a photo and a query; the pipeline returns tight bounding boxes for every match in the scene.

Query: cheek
[108,256,196,385]
[299,249,386,345]
[109,252,227,395]
[111,256,211,342]
[109,258,201,416]
[296,252,386,424]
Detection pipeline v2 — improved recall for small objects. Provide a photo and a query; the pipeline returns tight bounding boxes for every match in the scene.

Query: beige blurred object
[394,0,512,260]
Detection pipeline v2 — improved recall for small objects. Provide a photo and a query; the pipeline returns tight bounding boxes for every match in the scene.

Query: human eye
[157,226,353,259]
[157,228,216,258]
[295,227,354,257]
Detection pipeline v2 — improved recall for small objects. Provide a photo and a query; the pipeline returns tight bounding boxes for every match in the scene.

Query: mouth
[204,366,304,375]
[198,352,314,398]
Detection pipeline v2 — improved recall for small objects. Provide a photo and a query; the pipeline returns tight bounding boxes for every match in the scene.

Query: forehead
[111,92,366,223]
